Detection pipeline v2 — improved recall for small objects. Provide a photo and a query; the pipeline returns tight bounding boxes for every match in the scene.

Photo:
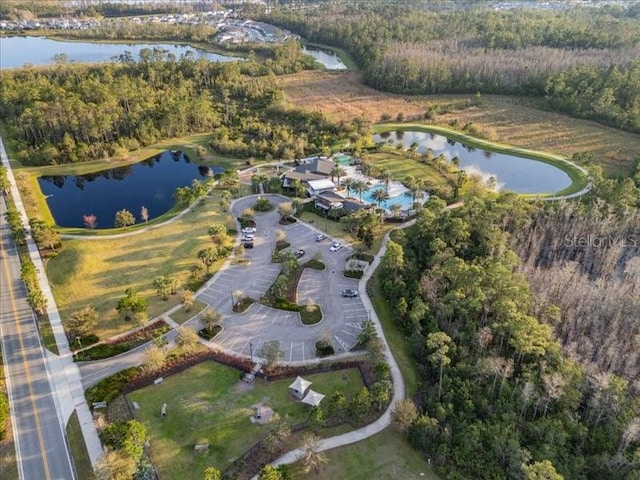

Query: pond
[372,130,572,194]
[0,36,240,69]
[38,151,224,228]
[302,45,348,70]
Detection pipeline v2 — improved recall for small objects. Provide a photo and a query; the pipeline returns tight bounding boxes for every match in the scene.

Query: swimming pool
[360,184,416,211]
[333,154,353,165]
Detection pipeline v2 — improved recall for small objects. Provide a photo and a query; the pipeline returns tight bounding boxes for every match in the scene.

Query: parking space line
[289,342,294,362]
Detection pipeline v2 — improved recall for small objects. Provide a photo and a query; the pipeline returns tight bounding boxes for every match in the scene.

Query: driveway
[195,195,368,362]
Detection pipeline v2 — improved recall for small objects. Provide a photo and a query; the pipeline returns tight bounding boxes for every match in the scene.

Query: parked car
[315,233,327,242]
[242,241,254,249]
[294,249,305,258]
[242,227,257,234]
[329,242,343,252]
[342,288,359,298]
[241,233,255,240]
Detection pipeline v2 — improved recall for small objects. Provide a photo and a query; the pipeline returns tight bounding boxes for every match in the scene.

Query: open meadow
[46,191,235,339]
[278,71,640,176]
[127,361,364,480]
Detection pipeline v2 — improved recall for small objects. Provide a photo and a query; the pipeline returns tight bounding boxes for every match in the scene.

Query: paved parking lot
[195,194,368,362]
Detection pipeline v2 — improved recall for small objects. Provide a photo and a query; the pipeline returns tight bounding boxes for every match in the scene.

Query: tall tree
[114,209,135,229]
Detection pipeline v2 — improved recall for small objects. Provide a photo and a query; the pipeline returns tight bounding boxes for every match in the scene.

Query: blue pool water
[360,184,416,211]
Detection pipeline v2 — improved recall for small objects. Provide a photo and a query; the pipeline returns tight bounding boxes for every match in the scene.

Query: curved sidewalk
[254,227,407,476]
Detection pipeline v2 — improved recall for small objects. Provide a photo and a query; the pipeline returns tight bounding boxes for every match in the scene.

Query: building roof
[301,389,325,406]
[288,376,312,393]
[282,170,326,182]
[307,179,336,191]
[294,158,335,176]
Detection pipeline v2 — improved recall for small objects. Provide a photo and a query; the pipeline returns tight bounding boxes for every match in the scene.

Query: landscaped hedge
[86,367,138,406]
[69,334,99,352]
[315,340,335,357]
[197,325,222,341]
[300,304,322,325]
[344,269,364,279]
[303,259,325,270]
[74,320,170,361]
[274,298,300,311]
[0,392,8,440]
[351,252,375,263]
[233,297,256,313]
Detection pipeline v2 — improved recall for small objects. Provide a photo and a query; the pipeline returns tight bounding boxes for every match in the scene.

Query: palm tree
[331,166,346,186]
[390,203,402,218]
[342,177,355,198]
[371,188,389,213]
[378,168,393,192]
[352,180,367,202]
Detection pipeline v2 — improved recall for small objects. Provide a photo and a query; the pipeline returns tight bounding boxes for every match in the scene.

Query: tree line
[0,47,346,166]
[378,195,639,479]
[263,3,640,133]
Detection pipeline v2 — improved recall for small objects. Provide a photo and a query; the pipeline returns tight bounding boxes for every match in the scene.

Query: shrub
[253,197,273,212]
[198,325,222,341]
[233,297,255,313]
[274,299,300,312]
[303,259,326,270]
[344,270,364,279]
[300,304,322,325]
[74,343,130,361]
[0,392,8,440]
[315,340,335,357]
[70,334,100,351]
[86,367,138,405]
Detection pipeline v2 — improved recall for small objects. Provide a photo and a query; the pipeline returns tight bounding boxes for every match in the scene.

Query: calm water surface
[0,35,239,69]
[372,131,572,194]
[302,45,348,70]
[38,151,223,228]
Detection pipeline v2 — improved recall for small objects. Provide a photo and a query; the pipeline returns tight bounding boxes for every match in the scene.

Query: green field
[290,427,440,480]
[127,361,364,480]
[368,150,453,195]
[45,191,235,339]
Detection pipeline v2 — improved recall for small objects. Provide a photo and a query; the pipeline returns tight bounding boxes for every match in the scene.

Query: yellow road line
[1,239,53,480]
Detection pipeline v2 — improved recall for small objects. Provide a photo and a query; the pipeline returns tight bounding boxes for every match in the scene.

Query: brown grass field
[278,71,640,176]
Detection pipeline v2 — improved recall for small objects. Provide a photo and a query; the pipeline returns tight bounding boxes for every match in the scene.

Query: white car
[242,227,257,234]
[315,233,327,242]
[329,242,343,252]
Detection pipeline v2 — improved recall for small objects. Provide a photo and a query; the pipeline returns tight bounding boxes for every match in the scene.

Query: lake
[0,35,239,69]
[372,130,572,194]
[38,151,223,228]
[302,45,348,70]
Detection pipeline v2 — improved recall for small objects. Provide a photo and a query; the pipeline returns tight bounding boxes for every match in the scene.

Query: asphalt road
[0,197,75,480]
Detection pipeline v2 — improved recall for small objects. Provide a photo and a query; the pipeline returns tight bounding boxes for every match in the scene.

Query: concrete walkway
[0,138,104,468]
[252,226,407,477]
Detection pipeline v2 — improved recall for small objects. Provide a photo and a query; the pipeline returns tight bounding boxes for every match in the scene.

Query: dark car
[294,249,305,258]
[242,241,254,249]
[342,288,359,298]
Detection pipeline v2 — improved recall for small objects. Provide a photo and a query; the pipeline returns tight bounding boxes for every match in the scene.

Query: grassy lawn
[278,71,640,176]
[290,427,439,480]
[127,361,364,480]
[45,191,235,340]
[367,270,418,397]
[369,150,453,195]
[169,299,208,325]
[66,411,95,480]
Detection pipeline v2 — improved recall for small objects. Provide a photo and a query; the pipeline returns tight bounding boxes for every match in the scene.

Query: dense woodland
[379,193,640,480]
[264,3,640,132]
[0,46,343,166]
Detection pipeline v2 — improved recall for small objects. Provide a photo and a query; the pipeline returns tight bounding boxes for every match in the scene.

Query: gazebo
[288,376,312,400]
[301,389,325,407]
